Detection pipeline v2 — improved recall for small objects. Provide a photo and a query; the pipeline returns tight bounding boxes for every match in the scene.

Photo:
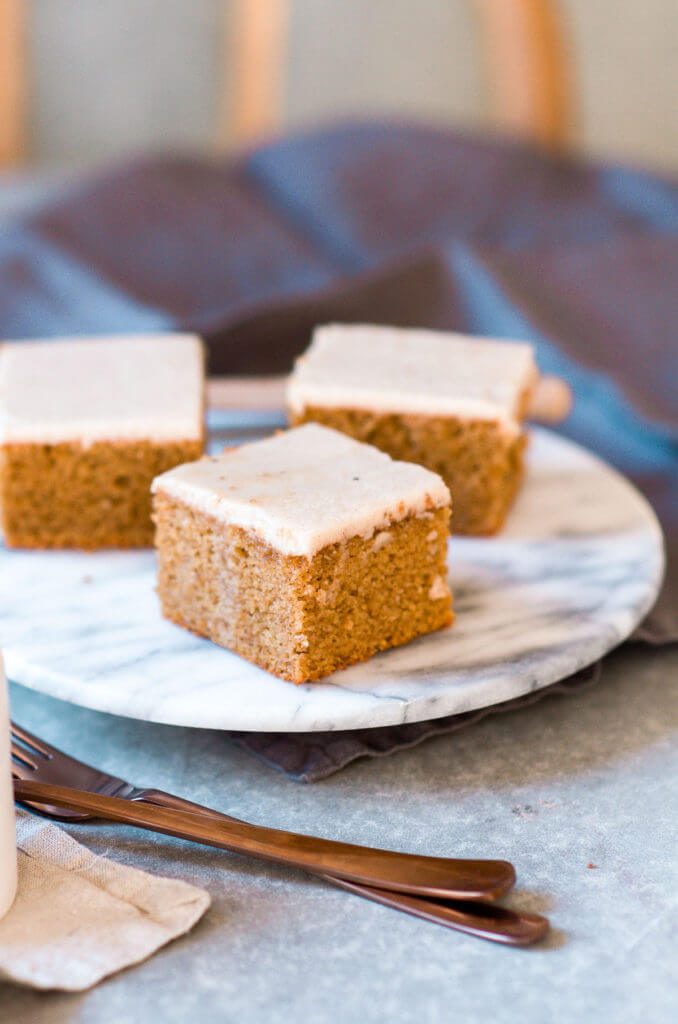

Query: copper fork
[11,722,549,945]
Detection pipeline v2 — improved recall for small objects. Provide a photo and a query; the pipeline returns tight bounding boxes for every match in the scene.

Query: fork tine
[11,721,52,759]
[10,744,39,771]
[10,720,133,820]
[10,724,104,823]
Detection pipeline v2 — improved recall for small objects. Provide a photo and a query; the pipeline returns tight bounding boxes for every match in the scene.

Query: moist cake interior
[152,424,453,683]
[154,493,452,684]
[0,333,205,549]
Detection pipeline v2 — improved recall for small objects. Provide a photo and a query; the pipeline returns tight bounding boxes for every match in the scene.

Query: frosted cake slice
[152,423,453,684]
[0,333,205,549]
[287,324,539,535]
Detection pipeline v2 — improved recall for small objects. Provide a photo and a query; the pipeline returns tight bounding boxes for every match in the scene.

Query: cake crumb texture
[0,332,206,549]
[1,439,203,549]
[154,493,453,684]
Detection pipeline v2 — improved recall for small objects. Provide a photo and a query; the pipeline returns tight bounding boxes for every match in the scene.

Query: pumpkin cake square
[0,333,205,549]
[152,423,452,684]
[287,324,539,535]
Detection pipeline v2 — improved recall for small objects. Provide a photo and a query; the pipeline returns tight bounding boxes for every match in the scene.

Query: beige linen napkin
[0,810,210,991]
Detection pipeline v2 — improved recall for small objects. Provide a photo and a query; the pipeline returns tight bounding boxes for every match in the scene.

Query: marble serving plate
[1,428,664,732]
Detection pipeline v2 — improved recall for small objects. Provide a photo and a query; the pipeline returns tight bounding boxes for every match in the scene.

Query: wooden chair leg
[221,0,572,153]
[0,0,573,166]
[472,0,574,151]
[223,0,290,148]
[0,0,25,165]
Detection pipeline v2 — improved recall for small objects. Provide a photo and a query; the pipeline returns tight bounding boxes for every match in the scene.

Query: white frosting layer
[0,334,204,444]
[153,423,450,557]
[287,324,538,428]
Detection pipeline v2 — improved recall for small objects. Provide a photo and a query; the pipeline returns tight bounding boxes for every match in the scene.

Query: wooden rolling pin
[207,375,573,424]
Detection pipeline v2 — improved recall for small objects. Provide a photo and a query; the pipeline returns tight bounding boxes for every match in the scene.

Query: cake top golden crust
[152,423,451,556]
[0,334,204,445]
[287,324,537,427]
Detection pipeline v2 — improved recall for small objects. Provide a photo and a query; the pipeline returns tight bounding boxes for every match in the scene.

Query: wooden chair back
[226,0,573,149]
[0,0,573,165]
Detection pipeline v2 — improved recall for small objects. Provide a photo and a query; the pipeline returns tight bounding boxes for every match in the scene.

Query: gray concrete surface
[2,642,677,1023]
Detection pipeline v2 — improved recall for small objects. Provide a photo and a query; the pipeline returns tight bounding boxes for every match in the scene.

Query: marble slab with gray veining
[0,428,664,732]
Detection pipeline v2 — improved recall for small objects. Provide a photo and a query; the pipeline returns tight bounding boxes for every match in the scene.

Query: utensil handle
[14,779,514,901]
[136,790,546,946]
[206,375,572,424]
[331,879,549,946]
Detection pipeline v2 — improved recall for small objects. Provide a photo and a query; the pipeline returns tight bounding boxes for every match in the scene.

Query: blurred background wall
[25,0,678,171]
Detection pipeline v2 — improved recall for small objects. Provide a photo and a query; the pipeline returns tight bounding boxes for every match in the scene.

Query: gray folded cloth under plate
[227,663,603,782]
